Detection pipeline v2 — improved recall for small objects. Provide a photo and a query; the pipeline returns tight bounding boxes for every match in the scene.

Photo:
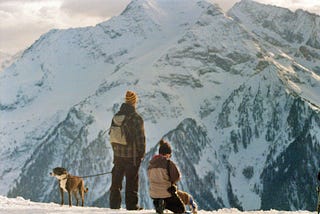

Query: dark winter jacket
[109,103,146,159]
[147,155,180,198]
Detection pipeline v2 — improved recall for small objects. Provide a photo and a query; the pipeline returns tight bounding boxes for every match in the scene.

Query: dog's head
[50,167,68,180]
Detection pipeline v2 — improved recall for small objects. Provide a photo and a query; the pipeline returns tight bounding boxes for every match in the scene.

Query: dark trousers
[109,157,141,210]
[153,194,186,214]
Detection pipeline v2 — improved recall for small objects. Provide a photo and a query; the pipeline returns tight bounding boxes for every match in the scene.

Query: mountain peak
[232,0,291,14]
[232,0,320,19]
[120,0,217,19]
[229,0,320,49]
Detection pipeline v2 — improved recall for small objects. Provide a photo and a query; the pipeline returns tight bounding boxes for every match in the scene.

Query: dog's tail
[84,187,89,193]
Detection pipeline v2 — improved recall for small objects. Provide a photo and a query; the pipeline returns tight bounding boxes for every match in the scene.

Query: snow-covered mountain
[0,51,21,72]
[1,0,320,211]
[0,52,11,71]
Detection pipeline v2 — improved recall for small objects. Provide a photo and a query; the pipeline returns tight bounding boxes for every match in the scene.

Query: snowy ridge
[1,0,320,211]
[228,0,320,107]
[0,51,21,72]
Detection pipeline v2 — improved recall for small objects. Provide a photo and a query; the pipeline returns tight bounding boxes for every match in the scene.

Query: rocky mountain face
[1,0,320,211]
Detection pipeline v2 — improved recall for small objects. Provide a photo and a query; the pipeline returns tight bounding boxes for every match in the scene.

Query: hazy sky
[0,0,319,55]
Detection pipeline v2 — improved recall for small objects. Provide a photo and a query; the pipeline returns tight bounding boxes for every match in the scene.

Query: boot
[153,199,165,214]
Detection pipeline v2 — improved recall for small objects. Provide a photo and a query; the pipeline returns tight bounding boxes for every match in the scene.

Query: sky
[0,0,319,55]
[0,195,317,214]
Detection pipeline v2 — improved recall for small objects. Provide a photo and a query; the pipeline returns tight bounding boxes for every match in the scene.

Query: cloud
[255,0,320,14]
[0,21,51,53]
[60,0,130,18]
[212,0,320,14]
[0,0,319,55]
[0,1,60,53]
[212,0,240,11]
[0,0,129,54]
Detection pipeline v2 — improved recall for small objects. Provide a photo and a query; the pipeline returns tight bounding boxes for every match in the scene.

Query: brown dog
[50,167,88,207]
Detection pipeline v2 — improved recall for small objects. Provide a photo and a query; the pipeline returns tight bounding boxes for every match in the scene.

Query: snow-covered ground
[0,195,316,214]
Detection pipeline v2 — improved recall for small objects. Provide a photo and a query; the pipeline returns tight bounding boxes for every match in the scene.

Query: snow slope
[0,196,316,214]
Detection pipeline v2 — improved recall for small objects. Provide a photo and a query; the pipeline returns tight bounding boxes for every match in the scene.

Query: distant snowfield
[0,196,316,214]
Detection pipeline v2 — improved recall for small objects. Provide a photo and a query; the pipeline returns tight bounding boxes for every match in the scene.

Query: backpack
[109,114,128,145]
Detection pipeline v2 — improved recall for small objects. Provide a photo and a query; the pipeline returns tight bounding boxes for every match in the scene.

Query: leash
[80,171,112,179]
[79,170,112,205]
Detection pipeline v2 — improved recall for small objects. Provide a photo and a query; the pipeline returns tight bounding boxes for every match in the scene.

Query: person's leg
[109,158,125,209]
[164,195,185,213]
[153,198,165,214]
[125,159,141,210]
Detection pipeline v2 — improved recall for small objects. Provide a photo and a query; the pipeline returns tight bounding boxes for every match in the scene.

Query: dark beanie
[159,139,172,155]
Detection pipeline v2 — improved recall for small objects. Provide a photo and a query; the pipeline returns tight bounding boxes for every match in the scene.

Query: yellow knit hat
[125,90,137,105]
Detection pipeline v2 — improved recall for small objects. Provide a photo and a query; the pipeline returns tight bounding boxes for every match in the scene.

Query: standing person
[148,139,198,214]
[109,90,146,210]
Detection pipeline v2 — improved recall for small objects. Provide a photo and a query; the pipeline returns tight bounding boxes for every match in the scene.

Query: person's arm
[168,160,181,184]
[135,115,146,158]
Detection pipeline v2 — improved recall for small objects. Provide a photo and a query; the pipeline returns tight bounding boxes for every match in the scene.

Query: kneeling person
[147,139,197,214]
